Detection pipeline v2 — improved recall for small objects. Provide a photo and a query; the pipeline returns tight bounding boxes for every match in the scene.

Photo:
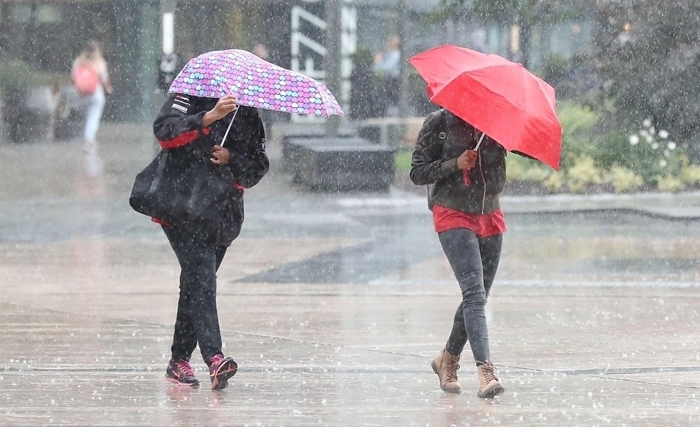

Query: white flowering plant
[623,118,682,183]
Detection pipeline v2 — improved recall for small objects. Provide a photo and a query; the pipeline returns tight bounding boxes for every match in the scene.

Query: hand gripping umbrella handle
[220,108,239,148]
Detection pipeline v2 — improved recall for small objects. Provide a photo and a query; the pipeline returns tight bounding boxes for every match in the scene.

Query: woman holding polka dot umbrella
[149,50,343,391]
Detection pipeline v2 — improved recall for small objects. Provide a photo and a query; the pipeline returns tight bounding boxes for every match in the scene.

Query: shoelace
[445,358,460,382]
[209,354,224,368]
[176,360,195,378]
[481,363,498,383]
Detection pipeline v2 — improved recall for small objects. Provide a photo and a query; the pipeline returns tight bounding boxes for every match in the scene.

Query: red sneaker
[208,354,238,390]
[165,359,200,386]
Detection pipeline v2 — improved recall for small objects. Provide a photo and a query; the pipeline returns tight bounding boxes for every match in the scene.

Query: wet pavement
[1,125,700,426]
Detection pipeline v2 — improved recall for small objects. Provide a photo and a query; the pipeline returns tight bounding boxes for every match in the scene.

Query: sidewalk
[3,284,699,426]
[1,123,699,426]
[503,191,700,219]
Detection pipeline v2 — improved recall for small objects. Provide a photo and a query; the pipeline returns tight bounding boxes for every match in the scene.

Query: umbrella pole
[220,108,239,148]
[474,132,487,151]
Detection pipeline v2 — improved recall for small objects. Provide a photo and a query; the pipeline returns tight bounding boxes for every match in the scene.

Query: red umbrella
[409,45,562,170]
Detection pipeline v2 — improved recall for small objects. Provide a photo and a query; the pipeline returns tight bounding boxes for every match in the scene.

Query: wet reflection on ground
[2,129,700,426]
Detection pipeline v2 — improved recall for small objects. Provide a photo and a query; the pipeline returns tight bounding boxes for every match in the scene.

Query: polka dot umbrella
[169,49,344,118]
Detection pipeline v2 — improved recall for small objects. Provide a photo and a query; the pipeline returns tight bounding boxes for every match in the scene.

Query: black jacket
[153,93,269,244]
[410,109,506,214]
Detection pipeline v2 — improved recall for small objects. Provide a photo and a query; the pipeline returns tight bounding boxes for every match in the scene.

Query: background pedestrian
[72,40,113,154]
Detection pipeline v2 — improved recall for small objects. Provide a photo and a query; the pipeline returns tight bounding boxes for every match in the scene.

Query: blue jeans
[439,228,502,363]
[163,223,227,362]
[83,87,105,143]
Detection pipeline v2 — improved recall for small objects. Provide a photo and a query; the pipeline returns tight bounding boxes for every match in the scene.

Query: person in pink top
[72,40,114,154]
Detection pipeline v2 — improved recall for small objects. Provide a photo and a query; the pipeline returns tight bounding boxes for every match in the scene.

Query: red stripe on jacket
[151,217,170,226]
[158,127,211,149]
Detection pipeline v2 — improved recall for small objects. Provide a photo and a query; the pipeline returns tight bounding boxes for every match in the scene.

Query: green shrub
[0,61,49,101]
[601,119,683,184]
[394,150,413,172]
[592,128,629,170]
[506,154,551,182]
[673,155,700,187]
[566,156,604,193]
[656,175,684,193]
[544,172,565,192]
[557,101,599,171]
[681,164,700,186]
[607,166,643,193]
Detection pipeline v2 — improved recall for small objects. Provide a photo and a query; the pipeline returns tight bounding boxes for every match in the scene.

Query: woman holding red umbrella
[410,109,506,398]
[409,44,562,399]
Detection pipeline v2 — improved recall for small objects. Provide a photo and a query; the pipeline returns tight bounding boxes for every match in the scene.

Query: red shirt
[433,204,507,237]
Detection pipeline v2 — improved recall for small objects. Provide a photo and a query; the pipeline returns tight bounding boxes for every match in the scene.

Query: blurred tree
[434,0,584,67]
[592,0,700,161]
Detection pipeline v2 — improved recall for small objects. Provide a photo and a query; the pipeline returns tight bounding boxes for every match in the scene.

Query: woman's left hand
[211,145,230,165]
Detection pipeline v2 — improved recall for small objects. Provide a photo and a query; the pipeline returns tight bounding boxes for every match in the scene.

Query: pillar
[325,0,343,136]
[137,0,160,121]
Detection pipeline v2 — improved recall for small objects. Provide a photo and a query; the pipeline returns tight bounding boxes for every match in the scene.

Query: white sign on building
[291,1,356,122]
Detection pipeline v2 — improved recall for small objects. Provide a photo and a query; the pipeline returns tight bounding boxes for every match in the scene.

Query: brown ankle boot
[431,349,461,393]
[476,361,505,398]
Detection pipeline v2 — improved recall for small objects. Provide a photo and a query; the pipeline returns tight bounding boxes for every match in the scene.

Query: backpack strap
[426,108,448,211]
[436,108,447,141]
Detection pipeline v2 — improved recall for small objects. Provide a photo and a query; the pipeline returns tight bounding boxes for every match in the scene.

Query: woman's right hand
[203,95,239,126]
[456,149,478,170]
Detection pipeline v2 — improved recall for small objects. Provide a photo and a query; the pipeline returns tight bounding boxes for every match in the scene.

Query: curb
[504,207,700,221]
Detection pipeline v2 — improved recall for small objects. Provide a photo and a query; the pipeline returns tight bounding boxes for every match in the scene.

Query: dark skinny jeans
[438,228,502,363]
[163,223,227,363]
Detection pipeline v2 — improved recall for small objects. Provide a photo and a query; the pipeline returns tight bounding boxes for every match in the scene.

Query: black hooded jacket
[153,93,269,244]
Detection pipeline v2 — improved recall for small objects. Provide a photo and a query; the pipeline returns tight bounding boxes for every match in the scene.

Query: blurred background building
[0,0,594,122]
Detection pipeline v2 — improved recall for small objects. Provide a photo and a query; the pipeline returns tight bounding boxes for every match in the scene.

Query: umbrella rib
[448,64,553,113]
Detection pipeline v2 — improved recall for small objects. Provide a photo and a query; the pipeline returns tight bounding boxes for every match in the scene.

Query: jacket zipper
[478,146,486,214]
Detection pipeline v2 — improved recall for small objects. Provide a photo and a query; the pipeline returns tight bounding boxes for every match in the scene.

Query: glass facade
[0,0,594,122]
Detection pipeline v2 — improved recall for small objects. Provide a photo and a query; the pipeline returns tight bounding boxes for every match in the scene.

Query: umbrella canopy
[409,45,562,170]
[169,49,344,117]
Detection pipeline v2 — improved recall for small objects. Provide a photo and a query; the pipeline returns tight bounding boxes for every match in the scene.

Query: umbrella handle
[474,132,486,151]
[220,108,239,148]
